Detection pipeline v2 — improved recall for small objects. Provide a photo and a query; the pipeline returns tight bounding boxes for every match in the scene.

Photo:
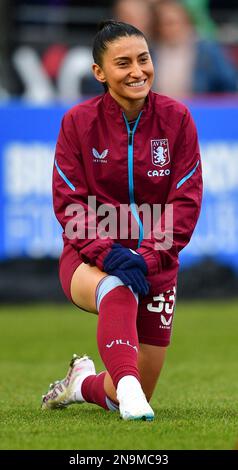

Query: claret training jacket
[53,90,202,293]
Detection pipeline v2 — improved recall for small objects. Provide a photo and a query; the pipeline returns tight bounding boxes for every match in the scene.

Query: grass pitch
[0,299,238,450]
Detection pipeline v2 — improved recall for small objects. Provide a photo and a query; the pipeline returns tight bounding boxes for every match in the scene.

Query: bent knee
[70,263,107,312]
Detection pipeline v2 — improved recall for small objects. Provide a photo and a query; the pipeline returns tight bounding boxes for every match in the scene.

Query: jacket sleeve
[137,108,203,275]
[53,111,114,270]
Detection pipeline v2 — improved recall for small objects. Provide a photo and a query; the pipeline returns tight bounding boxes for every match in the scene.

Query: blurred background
[1,0,238,303]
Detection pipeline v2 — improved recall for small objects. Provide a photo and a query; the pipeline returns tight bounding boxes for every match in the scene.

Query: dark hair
[92,19,146,67]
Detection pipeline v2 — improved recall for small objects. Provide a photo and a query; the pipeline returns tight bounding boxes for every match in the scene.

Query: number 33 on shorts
[137,287,176,346]
[147,287,176,329]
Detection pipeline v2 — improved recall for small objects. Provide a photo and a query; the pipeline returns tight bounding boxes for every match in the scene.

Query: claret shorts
[59,244,176,347]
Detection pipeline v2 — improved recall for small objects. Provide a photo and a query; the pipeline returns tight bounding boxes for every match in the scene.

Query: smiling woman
[92,21,154,120]
[42,20,203,423]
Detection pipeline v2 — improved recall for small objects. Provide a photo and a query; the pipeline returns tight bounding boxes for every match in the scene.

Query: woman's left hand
[103,243,147,274]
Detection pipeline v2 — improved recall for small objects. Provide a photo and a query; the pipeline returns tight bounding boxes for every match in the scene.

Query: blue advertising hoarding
[181,98,238,272]
[0,98,238,272]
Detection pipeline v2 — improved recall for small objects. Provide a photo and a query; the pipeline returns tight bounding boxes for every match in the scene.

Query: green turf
[0,300,238,450]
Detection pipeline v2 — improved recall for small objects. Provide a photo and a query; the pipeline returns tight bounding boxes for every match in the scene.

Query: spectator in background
[181,0,217,39]
[152,0,237,98]
[113,0,154,41]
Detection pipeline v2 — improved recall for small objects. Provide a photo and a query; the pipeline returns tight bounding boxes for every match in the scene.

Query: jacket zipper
[129,131,133,146]
[123,112,144,247]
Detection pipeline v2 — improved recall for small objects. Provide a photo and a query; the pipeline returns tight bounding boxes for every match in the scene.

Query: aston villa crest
[151,139,170,167]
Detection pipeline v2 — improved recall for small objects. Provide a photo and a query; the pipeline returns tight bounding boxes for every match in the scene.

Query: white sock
[117,375,144,400]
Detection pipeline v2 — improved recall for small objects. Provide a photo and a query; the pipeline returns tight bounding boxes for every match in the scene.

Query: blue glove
[103,244,148,275]
[106,266,150,296]
[103,244,149,295]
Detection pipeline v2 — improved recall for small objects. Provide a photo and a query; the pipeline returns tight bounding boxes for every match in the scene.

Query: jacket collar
[102,90,153,119]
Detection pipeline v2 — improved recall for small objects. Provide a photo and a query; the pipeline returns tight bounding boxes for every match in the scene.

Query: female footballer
[42,20,202,421]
